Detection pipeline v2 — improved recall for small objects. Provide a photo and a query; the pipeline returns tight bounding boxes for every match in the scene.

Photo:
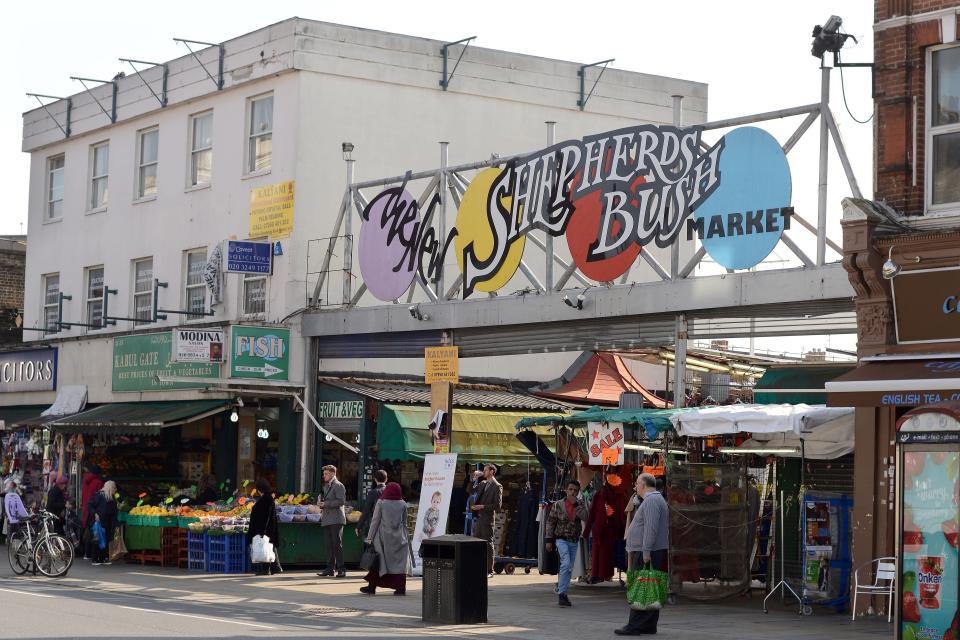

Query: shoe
[317,570,334,577]
[104,561,112,566]
[614,627,653,636]
[394,589,406,596]
[558,594,572,607]
[336,571,347,578]
[487,572,495,578]
[359,585,376,595]
[91,562,102,566]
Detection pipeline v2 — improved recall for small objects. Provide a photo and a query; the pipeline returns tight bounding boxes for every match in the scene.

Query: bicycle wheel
[7,530,32,575]
[34,535,74,578]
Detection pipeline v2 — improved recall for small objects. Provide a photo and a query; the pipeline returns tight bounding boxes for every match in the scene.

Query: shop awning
[377,404,557,463]
[48,400,230,435]
[825,358,960,407]
[670,403,854,437]
[735,413,855,459]
[0,405,49,431]
[753,365,855,404]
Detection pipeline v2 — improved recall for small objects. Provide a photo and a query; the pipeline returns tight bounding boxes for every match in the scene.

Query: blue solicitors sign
[226,240,273,275]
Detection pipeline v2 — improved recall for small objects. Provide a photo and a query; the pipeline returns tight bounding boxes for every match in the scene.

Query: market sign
[588,421,625,466]
[0,347,57,393]
[249,180,295,239]
[112,332,220,392]
[318,400,364,419]
[424,346,459,384]
[226,240,273,274]
[230,325,289,380]
[892,266,960,344]
[357,125,792,300]
[173,328,225,363]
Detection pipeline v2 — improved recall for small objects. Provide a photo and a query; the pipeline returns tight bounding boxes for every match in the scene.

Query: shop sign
[112,332,220,392]
[893,267,960,344]
[173,328,225,363]
[357,125,792,300]
[588,421,625,465]
[249,180,295,239]
[410,453,458,575]
[0,347,57,393]
[318,400,364,419]
[230,325,289,380]
[226,240,273,274]
[424,346,459,384]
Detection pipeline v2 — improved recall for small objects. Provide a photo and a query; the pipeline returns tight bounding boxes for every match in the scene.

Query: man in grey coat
[317,465,347,577]
[469,463,503,576]
[616,473,669,636]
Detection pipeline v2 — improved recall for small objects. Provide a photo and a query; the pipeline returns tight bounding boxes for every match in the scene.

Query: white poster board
[410,453,458,575]
[587,421,625,465]
[173,328,225,363]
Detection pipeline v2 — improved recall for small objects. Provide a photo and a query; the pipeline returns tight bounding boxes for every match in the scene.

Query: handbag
[109,526,128,561]
[626,562,669,611]
[360,546,379,571]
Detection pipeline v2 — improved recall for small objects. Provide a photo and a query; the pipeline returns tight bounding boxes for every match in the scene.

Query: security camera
[408,305,418,317]
[822,15,842,34]
[811,15,855,58]
[563,294,584,311]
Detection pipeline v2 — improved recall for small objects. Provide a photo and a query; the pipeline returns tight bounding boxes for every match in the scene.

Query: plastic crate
[187,531,208,572]
[126,514,143,526]
[117,511,128,523]
[178,516,200,528]
[206,534,249,574]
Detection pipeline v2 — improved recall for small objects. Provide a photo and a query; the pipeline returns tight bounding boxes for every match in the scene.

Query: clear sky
[3,0,873,354]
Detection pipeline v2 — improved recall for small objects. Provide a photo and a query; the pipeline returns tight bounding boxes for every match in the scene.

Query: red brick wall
[874,0,960,214]
[0,244,25,345]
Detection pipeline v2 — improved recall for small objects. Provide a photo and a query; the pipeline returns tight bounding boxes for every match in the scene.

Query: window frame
[183,248,208,319]
[132,257,154,325]
[84,265,105,331]
[46,154,65,221]
[42,273,60,332]
[245,93,274,175]
[926,43,960,216]
[136,126,159,200]
[89,141,110,211]
[189,111,213,188]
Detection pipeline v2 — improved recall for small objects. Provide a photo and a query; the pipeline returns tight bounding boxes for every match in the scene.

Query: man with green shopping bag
[616,473,669,636]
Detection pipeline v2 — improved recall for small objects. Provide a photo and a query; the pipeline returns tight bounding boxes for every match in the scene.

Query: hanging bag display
[626,562,669,610]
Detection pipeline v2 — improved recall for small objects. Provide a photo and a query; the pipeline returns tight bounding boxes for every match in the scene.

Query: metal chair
[851,556,896,622]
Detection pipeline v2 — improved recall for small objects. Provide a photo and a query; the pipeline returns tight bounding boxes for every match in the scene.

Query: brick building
[832,0,960,621]
[0,236,26,346]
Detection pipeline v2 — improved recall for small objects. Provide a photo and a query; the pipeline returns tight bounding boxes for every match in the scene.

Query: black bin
[421,534,488,624]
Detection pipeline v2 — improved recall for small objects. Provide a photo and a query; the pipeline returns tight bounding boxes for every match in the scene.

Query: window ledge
[42,217,63,226]
[241,169,272,181]
[133,195,158,205]
[86,207,108,216]
[185,183,211,194]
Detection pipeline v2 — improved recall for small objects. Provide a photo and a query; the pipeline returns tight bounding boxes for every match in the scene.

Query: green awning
[754,365,854,405]
[0,405,49,430]
[378,404,558,463]
[516,405,697,439]
[49,400,229,435]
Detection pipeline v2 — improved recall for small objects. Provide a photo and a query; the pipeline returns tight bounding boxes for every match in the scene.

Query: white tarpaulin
[737,412,855,459]
[41,385,87,418]
[669,404,854,437]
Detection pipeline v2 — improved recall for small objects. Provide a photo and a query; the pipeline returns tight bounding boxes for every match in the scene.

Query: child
[422,491,443,538]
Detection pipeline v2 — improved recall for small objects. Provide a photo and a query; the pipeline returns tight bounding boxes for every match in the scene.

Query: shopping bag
[109,526,127,561]
[92,521,107,550]
[359,546,379,571]
[250,534,276,564]
[626,563,668,611]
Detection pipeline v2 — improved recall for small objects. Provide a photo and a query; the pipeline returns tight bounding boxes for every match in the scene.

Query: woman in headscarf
[88,480,118,566]
[247,478,280,576]
[46,474,68,535]
[361,482,410,595]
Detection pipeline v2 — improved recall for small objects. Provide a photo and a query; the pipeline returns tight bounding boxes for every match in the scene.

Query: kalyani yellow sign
[249,181,295,238]
[425,346,459,384]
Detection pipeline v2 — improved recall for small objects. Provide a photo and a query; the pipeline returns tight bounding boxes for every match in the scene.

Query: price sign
[601,448,620,465]
[138,492,147,498]
[114,493,120,499]
[238,497,247,505]
[227,497,234,504]
[180,498,190,504]
[243,479,250,487]
[136,500,144,507]
[164,497,173,504]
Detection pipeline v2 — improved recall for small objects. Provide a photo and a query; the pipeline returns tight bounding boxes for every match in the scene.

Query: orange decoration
[606,473,622,487]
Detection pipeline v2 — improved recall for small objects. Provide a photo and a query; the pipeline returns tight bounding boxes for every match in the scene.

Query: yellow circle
[454,167,525,293]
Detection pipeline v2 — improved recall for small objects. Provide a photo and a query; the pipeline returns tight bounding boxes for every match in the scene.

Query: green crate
[117,511,128,523]
[158,515,178,527]
[178,516,200,528]
[124,524,162,550]
[126,514,143,526]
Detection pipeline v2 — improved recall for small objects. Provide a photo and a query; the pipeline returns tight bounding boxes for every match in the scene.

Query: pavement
[0,558,894,639]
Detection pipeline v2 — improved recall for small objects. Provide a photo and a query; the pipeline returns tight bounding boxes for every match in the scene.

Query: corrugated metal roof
[320,378,569,411]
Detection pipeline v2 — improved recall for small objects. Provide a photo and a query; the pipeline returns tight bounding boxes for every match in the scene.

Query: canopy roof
[515,405,694,439]
[531,352,668,408]
[48,400,230,435]
[753,365,854,405]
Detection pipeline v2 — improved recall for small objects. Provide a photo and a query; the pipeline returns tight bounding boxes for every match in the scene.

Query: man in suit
[469,463,503,576]
[317,465,347,577]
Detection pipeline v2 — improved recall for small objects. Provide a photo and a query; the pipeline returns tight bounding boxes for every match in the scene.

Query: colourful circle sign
[692,126,792,271]
[454,168,524,293]
[359,187,420,302]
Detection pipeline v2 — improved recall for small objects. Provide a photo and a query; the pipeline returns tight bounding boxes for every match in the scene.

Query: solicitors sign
[892,266,960,344]
[357,125,793,300]
[0,348,57,393]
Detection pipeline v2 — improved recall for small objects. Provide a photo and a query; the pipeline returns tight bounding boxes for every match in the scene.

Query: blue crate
[205,534,250,573]
[187,532,207,571]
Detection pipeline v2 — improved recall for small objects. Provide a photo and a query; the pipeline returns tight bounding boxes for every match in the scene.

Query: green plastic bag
[626,563,668,611]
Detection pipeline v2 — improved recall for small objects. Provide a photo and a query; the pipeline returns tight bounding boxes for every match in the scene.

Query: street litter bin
[421,534,488,624]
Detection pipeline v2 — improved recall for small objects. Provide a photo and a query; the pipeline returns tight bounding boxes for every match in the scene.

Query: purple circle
[359,188,420,301]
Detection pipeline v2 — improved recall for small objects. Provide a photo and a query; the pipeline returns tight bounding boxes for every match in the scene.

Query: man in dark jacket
[46,474,68,535]
[357,470,387,539]
[469,463,503,576]
[318,465,347,577]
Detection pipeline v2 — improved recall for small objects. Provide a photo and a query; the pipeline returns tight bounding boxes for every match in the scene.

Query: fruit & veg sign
[901,451,959,640]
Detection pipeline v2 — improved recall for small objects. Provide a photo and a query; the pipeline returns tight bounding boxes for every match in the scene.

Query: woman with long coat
[88,480,118,565]
[247,478,281,575]
[361,482,410,595]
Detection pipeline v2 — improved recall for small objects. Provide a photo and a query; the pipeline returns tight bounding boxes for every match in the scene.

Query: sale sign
[588,421,624,466]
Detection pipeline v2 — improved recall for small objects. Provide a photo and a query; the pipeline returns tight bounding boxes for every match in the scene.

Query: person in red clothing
[583,476,627,583]
[80,464,103,558]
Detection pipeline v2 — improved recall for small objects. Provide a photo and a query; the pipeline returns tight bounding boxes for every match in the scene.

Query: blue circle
[694,127,791,271]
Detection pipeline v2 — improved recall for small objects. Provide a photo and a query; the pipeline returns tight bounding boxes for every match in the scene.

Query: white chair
[851,556,896,622]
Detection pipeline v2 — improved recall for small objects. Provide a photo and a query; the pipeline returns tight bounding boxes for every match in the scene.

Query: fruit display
[129,506,171,516]
[276,493,315,505]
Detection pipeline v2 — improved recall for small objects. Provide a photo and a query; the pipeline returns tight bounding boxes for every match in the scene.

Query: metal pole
[439,142,449,298]
[545,121,556,291]
[343,159,356,304]
[816,66,831,266]
[671,96,683,280]
[300,335,318,492]
[673,314,687,408]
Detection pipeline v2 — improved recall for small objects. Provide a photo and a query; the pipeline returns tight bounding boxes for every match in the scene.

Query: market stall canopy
[753,365,854,405]
[321,377,566,410]
[515,405,694,439]
[736,412,855,459]
[0,405,49,431]
[378,405,558,463]
[670,403,854,437]
[530,352,668,408]
[48,400,230,435]
[825,357,960,407]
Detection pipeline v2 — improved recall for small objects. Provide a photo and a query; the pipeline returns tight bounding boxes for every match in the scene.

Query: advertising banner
[230,325,289,380]
[425,346,459,384]
[226,240,273,274]
[173,328,225,363]
[902,451,959,640]
[0,348,57,393]
[249,180,295,239]
[410,453,458,575]
[587,421,625,465]
[112,332,220,392]
[893,267,960,344]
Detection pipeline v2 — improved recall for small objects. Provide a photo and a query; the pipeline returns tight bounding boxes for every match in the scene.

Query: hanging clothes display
[584,477,627,582]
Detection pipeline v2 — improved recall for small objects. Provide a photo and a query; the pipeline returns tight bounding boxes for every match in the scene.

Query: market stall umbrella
[669,403,853,437]
[736,412,855,460]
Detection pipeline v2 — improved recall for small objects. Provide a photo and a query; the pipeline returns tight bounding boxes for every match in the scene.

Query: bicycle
[7,511,75,577]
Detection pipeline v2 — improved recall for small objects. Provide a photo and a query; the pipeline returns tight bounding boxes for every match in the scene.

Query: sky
[2,0,874,355]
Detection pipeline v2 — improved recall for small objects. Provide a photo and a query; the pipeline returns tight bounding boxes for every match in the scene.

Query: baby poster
[410,453,458,575]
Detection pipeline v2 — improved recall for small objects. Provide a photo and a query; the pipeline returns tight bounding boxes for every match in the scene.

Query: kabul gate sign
[355,124,794,301]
